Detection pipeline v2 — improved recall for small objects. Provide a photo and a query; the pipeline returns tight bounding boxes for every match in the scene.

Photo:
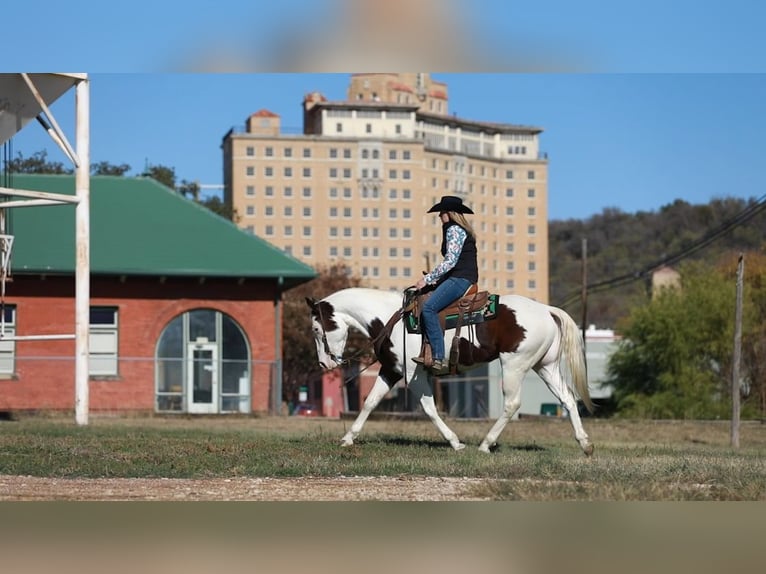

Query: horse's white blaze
[309,287,593,455]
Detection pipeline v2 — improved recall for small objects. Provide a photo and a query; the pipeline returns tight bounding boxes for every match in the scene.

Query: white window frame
[89,307,118,377]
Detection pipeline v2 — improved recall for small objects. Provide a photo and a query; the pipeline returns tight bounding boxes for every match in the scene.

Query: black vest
[441,222,478,283]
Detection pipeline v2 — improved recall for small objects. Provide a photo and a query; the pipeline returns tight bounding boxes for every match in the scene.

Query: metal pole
[74,77,90,426]
[731,253,744,448]
[581,237,588,349]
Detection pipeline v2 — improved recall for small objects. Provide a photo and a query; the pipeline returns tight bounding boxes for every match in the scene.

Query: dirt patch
[0,474,490,501]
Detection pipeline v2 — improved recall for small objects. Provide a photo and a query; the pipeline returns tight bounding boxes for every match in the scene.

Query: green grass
[0,416,764,500]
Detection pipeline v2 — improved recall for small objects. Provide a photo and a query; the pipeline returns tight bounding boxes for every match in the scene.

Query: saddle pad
[405,293,499,334]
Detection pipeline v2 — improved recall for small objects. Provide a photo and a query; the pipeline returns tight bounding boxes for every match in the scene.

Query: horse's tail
[549,307,594,413]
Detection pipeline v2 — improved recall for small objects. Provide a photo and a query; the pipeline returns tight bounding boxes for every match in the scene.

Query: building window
[303,167,311,178]
[528,170,535,180]
[528,225,536,235]
[329,246,338,257]
[336,123,343,133]
[284,147,293,158]
[402,170,411,180]
[303,226,312,237]
[284,167,292,177]
[302,187,312,198]
[506,170,514,179]
[284,186,293,197]
[528,243,536,253]
[246,206,255,216]
[303,246,312,257]
[528,189,535,198]
[343,168,352,178]
[303,206,312,217]
[245,185,255,196]
[330,148,338,158]
[284,225,293,236]
[265,147,273,157]
[366,123,372,133]
[265,206,274,216]
[265,186,274,197]
[264,225,274,236]
[156,310,251,413]
[528,279,537,290]
[284,206,292,217]
[529,261,536,271]
[0,305,16,374]
[343,246,352,257]
[246,146,254,157]
[506,206,514,216]
[330,168,338,178]
[265,167,273,177]
[303,148,311,158]
[403,150,411,160]
[90,307,118,376]
[246,166,254,177]
[343,149,352,159]
[389,150,397,160]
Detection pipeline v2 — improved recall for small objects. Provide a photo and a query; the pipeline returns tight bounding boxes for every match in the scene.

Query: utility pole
[731,253,744,448]
[581,238,588,349]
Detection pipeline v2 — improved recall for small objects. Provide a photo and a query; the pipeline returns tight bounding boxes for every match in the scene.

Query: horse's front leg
[408,372,465,451]
[340,376,391,447]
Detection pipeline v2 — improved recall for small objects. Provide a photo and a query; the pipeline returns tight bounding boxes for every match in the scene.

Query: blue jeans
[421,276,471,361]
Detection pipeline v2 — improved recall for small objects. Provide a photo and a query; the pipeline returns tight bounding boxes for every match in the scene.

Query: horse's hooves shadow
[374,436,456,449]
[491,443,547,453]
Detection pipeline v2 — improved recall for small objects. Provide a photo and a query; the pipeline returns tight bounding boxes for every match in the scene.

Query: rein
[317,300,410,388]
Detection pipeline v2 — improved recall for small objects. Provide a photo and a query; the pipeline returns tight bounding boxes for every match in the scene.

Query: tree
[177,179,200,201]
[605,256,764,419]
[281,263,366,407]
[199,195,239,222]
[91,161,131,176]
[4,150,73,174]
[141,163,176,189]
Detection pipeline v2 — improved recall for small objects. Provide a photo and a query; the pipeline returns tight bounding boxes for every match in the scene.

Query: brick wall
[0,275,280,414]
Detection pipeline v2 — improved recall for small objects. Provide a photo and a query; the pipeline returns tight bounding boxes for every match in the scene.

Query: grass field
[0,414,764,500]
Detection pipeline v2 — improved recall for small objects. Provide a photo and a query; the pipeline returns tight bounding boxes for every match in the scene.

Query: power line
[555,193,766,308]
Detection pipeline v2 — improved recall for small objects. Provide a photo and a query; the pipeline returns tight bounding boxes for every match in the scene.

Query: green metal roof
[6,174,317,288]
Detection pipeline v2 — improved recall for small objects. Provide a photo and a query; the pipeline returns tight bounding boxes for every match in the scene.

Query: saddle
[403,284,499,374]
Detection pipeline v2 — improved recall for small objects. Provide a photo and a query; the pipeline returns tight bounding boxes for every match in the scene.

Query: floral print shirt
[423,224,468,285]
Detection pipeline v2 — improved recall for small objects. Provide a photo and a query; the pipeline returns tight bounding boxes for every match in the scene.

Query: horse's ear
[305,297,317,309]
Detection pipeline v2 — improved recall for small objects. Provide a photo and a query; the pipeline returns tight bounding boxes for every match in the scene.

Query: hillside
[549,196,766,328]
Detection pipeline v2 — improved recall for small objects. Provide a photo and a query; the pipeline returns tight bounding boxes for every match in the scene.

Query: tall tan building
[223,74,549,301]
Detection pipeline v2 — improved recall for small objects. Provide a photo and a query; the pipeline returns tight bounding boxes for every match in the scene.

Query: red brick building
[0,174,316,415]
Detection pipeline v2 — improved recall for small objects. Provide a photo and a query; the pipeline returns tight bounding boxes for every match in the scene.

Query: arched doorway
[155,309,251,414]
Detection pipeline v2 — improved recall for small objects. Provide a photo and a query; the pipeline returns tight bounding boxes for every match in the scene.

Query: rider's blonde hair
[447,212,476,240]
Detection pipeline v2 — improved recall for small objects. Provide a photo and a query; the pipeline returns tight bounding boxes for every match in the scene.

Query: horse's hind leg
[535,363,594,456]
[478,364,524,453]
[340,376,390,447]
[408,373,465,451]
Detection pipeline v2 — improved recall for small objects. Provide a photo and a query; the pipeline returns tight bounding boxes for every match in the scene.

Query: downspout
[273,276,284,415]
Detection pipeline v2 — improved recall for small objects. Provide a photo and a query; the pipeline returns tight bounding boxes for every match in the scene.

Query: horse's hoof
[583,443,594,457]
[452,442,466,451]
[340,438,354,448]
[478,444,491,454]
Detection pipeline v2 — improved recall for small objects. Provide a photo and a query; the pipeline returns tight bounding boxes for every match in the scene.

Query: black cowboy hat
[427,195,474,214]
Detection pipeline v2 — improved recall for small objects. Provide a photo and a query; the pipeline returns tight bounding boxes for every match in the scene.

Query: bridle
[313,298,410,385]
[315,301,349,368]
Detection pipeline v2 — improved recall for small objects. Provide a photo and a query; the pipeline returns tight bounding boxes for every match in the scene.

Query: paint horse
[307,287,594,455]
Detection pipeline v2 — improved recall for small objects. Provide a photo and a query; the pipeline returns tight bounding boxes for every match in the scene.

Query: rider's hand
[416,278,427,290]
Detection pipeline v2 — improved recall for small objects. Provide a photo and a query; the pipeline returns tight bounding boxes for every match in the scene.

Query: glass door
[187,343,218,414]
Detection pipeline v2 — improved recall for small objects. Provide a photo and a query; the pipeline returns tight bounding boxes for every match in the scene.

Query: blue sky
[3,1,765,220]
[7,73,765,221]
